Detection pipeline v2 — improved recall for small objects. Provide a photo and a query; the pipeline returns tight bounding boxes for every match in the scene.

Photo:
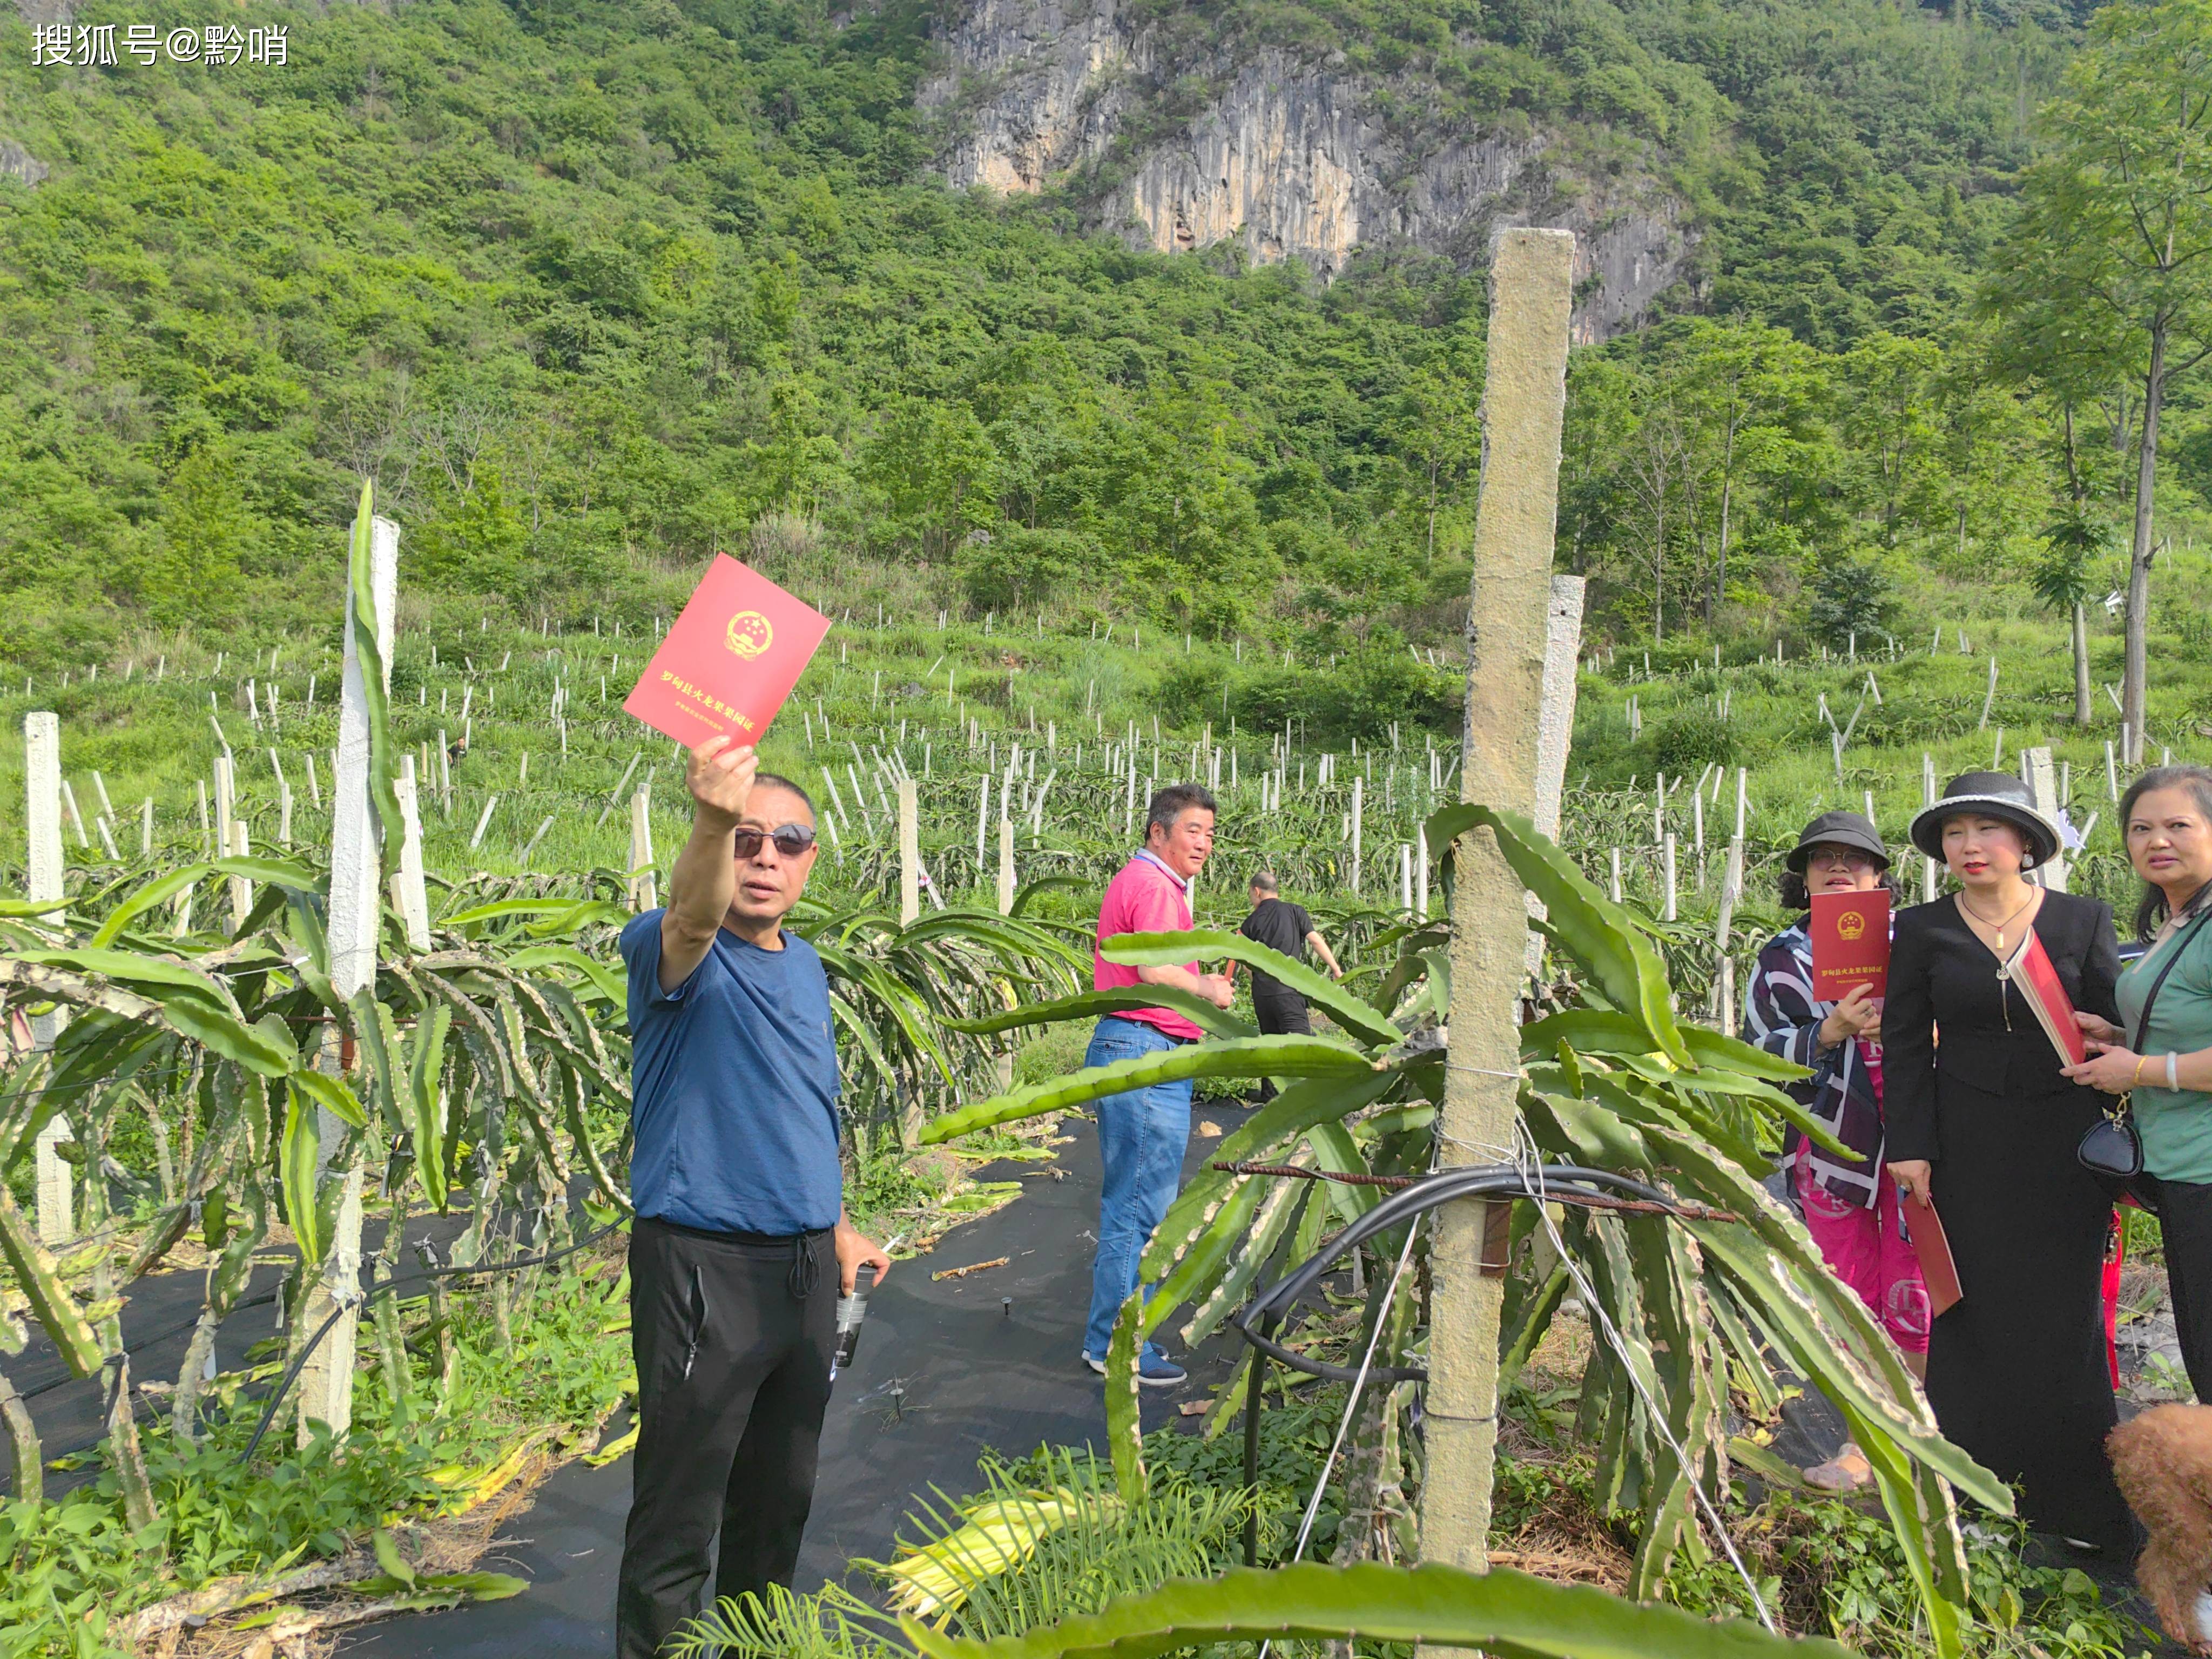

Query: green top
[2116,913,2212,1184]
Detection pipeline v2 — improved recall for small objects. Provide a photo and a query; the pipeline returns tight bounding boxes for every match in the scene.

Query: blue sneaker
[1136,1344,1186,1388]
[1080,1346,1188,1387]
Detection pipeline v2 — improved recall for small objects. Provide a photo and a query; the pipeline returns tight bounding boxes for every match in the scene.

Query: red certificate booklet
[1999,929,2089,1067]
[1810,891,1891,1001]
[1901,1192,1963,1318]
[623,557,830,748]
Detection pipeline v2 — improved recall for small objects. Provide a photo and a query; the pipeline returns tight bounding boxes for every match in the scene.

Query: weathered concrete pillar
[628,790,657,913]
[299,511,397,1446]
[997,814,1016,915]
[1531,576,1586,844]
[391,757,432,950]
[24,711,72,1245]
[1420,228,1575,1604]
[1525,575,1587,973]
[2020,746,2067,893]
[898,777,921,925]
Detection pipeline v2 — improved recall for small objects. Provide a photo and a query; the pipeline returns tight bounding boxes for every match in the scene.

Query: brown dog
[2111,1404,2212,1653]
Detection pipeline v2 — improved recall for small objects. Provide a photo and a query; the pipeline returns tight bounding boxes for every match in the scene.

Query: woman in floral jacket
[1744,811,1927,1489]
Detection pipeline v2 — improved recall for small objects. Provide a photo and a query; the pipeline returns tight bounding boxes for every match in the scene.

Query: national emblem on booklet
[622,556,831,747]
[1809,888,1891,1002]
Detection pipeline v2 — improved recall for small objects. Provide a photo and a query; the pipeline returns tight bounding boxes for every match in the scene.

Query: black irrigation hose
[237,1219,624,1465]
[1231,1161,1722,1567]
[16,1287,284,1404]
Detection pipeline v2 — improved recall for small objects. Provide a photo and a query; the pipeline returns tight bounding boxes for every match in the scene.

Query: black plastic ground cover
[338,1107,1256,1657]
[0,1205,512,1502]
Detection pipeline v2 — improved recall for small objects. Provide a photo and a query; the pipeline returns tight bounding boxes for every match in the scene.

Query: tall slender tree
[1987,0,2212,761]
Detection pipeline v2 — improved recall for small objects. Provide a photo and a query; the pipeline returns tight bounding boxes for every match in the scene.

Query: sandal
[1802,1442,1874,1492]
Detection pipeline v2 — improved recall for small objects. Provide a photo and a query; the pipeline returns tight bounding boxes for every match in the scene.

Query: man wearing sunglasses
[613,733,892,1659]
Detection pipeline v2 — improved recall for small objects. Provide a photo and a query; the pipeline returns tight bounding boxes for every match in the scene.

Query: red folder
[1900,1191,1963,1318]
[622,557,830,748]
[1810,891,1891,1001]
[1998,929,2088,1067]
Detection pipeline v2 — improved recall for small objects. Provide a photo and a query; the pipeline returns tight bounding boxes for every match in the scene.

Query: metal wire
[237,1219,623,1465]
[1255,1155,1430,1659]
[1512,1117,1776,1633]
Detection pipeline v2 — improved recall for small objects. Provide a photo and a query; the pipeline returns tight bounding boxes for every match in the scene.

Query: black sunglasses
[732,824,817,859]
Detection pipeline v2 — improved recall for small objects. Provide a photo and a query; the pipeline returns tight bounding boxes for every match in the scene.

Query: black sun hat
[1785,810,1891,874]
[1908,771,2060,870]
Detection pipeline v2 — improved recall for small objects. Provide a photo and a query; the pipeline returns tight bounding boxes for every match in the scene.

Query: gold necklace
[1960,888,2037,950]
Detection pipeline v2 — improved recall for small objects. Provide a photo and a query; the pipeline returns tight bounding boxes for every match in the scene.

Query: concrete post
[392,757,432,950]
[1350,775,1364,896]
[1530,576,1586,844]
[1420,227,1574,1600]
[997,814,1016,915]
[898,778,921,925]
[628,790,657,913]
[24,712,72,1245]
[299,512,397,1446]
[1526,575,1587,970]
[227,821,252,930]
[2020,746,2066,893]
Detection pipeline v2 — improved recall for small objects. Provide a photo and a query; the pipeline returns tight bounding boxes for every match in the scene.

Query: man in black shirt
[1231,872,1344,1098]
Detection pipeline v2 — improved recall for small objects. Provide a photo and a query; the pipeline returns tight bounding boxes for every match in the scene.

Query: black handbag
[2077,902,2212,1205]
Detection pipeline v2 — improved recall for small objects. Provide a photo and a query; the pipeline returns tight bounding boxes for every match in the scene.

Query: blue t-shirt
[619,910,843,1236]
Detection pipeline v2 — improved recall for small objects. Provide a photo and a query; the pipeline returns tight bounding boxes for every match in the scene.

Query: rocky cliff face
[919,0,1690,339]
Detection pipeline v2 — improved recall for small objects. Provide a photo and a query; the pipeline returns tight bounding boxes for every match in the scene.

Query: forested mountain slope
[1,0,2202,666]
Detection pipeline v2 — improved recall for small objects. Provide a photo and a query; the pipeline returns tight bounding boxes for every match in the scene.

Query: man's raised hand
[686,735,758,825]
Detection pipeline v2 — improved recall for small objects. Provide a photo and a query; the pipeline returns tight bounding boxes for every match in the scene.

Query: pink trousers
[1795,1144,1931,1355]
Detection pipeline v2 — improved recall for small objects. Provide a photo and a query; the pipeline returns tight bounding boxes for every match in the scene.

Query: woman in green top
[2065,764,2212,1399]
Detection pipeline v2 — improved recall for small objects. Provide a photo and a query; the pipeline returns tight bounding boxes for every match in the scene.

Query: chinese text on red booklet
[622,557,830,748]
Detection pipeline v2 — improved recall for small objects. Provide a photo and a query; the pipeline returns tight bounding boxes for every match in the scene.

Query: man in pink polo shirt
[1081,783,1235,1386]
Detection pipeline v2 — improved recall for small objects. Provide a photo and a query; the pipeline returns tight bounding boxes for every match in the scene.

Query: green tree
[1671,320,1826,622]
[862,399,1000,563]
[2032,506,2114,726]
[1987,0,2212,759]
[1390,353,1483,569]
[414,467,529,597]
[153,447,246,625]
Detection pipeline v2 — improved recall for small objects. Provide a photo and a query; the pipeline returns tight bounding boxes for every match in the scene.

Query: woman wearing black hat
[1884,772,2135,1552]
[1744,811,1926,1492]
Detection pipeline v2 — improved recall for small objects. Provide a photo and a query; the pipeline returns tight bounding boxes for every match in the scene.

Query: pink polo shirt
[1094,852,1202,1041]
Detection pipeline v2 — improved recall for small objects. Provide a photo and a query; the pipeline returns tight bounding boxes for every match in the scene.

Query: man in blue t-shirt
[613,734,890,1659]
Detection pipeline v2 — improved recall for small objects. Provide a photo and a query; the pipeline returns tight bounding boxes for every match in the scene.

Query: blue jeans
[1083,1016,1195,1360]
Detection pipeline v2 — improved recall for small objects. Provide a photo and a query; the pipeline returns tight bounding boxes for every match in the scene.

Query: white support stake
[629,790,657,912]
[2020,746,2066,893]
[391,758,431,950]
[24,713,72,1244]
[300,511,398,1447]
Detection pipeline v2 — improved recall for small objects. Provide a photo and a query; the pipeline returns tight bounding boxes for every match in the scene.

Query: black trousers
[2155,1177,2212,1406]
[1252,994,1311,1103]
[616,1217,835,1659]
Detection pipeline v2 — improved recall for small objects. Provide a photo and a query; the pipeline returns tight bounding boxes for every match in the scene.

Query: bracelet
[2134,1056,2148,1087]
[2170,1051,2182,1090]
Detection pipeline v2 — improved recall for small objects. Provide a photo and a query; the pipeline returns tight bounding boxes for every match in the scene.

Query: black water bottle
[830,1263,877,1382]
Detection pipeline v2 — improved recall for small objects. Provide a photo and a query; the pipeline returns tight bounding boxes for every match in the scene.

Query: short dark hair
[2120,764,2212,939]
[1145,783,1217,840]
[750,771,816,823]
[1778,864,1900,913]
[1250,869,1279,894]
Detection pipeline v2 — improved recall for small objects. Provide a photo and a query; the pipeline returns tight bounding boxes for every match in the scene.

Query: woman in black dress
[1884,771,2136,1552]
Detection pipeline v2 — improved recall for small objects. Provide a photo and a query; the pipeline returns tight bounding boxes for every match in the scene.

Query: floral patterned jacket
[1742,921,1885,1210]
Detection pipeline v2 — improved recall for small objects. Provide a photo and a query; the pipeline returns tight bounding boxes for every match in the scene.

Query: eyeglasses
[732,825,817,859]
[1807,846,1876,871]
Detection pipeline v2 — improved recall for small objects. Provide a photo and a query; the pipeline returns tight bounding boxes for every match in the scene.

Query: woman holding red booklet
[1885,771,2136,1555]
[2063,765,2212,1402]
[1744,810,1926,1492]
